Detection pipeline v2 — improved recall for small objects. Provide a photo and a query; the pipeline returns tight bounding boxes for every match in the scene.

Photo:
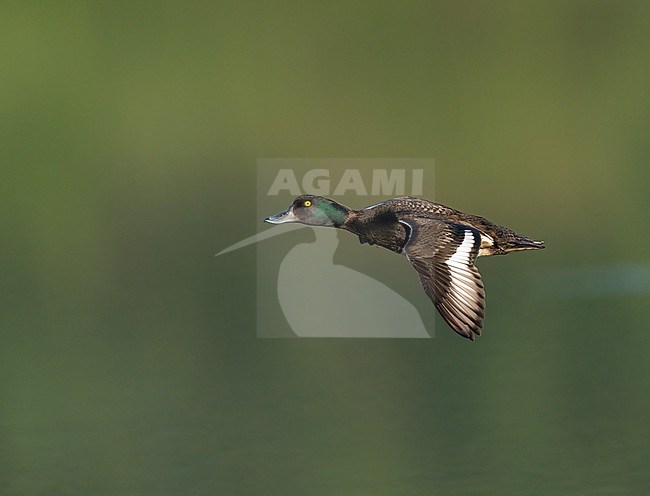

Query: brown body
[342,197,544,257]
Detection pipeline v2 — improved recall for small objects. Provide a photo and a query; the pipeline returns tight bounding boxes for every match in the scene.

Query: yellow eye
[303,200,312,207]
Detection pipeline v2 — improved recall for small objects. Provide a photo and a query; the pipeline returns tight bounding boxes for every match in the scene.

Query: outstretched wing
[399,217,485,340]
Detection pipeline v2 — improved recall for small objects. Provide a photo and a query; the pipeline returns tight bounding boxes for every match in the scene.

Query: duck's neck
[322,200,351,227]
[340,210,364,234]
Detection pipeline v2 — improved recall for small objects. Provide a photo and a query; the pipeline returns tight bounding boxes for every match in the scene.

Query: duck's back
[366,197,457,218]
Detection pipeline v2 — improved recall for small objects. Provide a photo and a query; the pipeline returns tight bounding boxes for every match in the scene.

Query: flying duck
[265,195,545,340]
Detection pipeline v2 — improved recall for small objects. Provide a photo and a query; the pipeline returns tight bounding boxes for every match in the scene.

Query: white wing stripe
[443,229,482,312]
[447,273,479,293]
[446,260,479,273]
[447,230,475,265]
[447,266,480,284]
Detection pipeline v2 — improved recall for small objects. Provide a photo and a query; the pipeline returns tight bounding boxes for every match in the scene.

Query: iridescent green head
[264,195,350,227]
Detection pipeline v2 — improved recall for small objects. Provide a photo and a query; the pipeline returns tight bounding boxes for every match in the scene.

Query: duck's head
[264,195,350,227]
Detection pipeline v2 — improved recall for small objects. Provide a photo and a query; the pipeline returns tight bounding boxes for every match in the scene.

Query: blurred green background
[1,2,649,495]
